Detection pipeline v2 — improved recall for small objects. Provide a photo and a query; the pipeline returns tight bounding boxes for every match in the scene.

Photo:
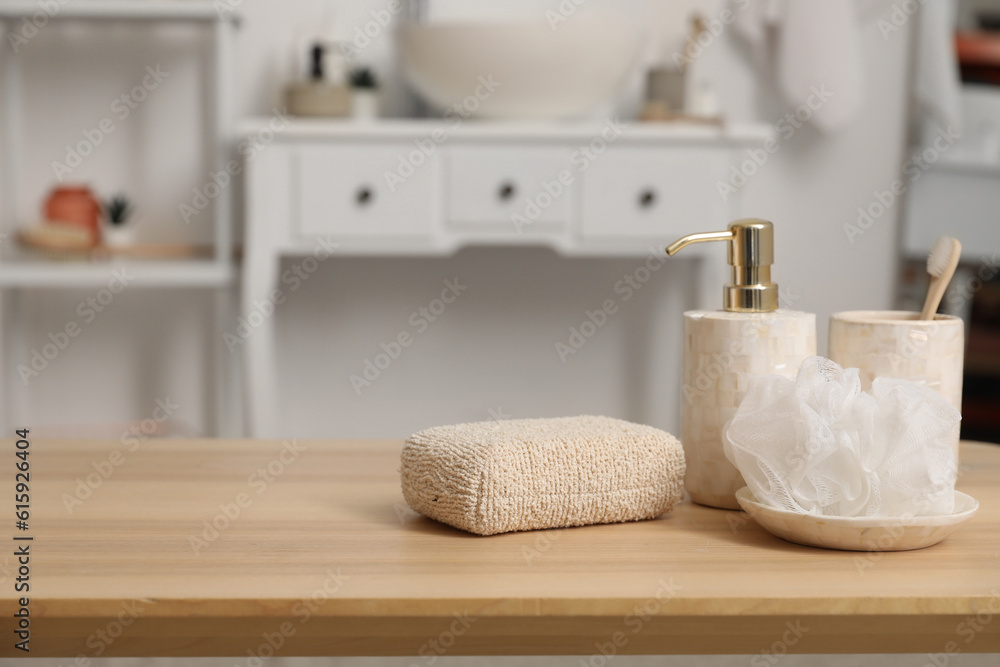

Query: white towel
[735,0,865,133]
[914,0,962,136]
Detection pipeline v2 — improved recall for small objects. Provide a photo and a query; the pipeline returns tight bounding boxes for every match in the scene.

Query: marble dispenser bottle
[666,219,816,509]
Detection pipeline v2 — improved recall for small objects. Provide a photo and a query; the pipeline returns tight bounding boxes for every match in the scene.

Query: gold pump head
[665,218,778,313]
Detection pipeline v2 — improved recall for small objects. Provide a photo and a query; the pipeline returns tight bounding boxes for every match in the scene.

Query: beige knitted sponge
[401,415,686,536]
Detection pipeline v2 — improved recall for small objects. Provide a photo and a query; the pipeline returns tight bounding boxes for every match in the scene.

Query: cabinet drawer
[447,146,575,228]
[296,144,437,238]
[581,147,729,238]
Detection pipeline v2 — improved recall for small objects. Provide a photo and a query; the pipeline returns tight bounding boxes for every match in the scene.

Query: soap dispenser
[666,219,816,509]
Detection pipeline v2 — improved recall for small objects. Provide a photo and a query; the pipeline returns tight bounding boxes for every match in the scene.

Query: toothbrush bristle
[927,236,955,278]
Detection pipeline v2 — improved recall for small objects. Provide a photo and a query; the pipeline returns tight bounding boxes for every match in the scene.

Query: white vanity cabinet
[241,119,768,436]
[580,147,730,239]
[296,143,439,239]
[447,145,577,228]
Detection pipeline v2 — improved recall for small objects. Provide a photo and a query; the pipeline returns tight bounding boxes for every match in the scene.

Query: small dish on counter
[735,487,979,552]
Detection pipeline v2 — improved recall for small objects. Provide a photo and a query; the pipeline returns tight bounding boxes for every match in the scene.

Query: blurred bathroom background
[2,0,999,446]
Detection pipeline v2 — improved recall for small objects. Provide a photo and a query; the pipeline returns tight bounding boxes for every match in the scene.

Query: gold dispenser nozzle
[665,218,778,313]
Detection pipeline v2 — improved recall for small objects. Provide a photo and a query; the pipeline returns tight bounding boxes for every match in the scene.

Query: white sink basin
[397,15,642,119]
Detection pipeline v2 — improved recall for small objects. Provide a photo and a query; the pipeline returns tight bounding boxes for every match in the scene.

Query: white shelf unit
[0,1,231,21]
[0,258,233,289]
[0,1,240,435]
[904,158,1000,263]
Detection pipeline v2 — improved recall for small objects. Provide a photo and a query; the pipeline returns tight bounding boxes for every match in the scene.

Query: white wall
[8,0,909,438]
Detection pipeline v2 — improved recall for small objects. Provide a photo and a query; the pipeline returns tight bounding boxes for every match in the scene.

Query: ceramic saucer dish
[735,487,980,552]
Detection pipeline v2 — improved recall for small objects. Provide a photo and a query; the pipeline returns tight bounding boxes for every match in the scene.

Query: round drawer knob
[638,189,657,209]
[498,182,517,201]
[355,186,374,206]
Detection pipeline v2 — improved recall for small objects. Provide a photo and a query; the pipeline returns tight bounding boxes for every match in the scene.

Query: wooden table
[2,438,998,657]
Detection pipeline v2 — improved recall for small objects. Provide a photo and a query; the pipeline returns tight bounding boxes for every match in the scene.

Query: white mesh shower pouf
[724,356,960,518]
[401,415,686,536]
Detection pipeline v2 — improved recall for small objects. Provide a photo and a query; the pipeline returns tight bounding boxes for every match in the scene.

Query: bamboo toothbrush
[920,236,962,320]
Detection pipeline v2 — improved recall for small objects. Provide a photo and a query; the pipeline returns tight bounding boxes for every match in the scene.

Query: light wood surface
[2,438,998,657]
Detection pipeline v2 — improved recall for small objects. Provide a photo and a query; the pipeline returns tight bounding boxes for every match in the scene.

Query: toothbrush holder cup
[828,310,964,460]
